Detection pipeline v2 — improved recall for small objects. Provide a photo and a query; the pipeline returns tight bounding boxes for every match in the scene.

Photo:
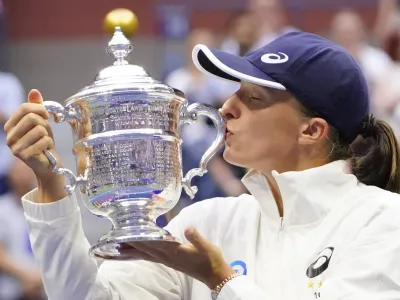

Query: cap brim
[192,44,286,90]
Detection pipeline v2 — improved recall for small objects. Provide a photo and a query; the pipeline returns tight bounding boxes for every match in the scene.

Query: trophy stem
[109,207,156,229]
[88,203,177,260]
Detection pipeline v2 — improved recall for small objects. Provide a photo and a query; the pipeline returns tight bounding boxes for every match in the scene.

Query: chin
[222,148,249,169]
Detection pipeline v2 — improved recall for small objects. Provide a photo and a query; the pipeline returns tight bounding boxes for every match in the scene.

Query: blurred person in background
[0,158,43,300]
[164,28,247,221]
[371,11,400,135]
[247,0,296,48]
[166,28,231,107]
[0,72,25,196]
[329,9,393,97]
[374,0,400,55]
[220,11,260,56]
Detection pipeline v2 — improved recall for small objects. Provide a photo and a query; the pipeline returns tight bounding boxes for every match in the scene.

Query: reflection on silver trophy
[42,27,226,260]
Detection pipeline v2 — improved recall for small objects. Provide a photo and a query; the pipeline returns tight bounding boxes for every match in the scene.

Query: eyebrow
[261,86,292,102]
[258,86,277,99]
[262,86,280,95]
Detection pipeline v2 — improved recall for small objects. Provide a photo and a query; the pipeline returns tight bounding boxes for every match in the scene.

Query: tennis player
[5,31,400,300]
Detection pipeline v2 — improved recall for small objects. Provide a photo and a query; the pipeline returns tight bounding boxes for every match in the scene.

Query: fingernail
[28,89,43,104]
[185,227,194,236]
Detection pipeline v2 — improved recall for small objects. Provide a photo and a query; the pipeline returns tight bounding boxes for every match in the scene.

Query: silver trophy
[42,27,226,260]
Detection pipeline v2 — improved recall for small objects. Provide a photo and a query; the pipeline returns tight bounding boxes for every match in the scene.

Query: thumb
[184,226,210,253]
[28,89,43,104]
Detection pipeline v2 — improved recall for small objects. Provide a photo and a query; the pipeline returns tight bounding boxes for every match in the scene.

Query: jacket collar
[241,160,359,226]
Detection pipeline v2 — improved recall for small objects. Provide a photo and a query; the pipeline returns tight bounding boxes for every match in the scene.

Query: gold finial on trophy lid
[104,9,139,65]
[97,8,150,77]
[104,8,139,38]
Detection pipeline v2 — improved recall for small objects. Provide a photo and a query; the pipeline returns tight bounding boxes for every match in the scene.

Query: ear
[298,118,329,145]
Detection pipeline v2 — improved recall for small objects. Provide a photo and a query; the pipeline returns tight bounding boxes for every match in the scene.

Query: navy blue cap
[192,31,370,142]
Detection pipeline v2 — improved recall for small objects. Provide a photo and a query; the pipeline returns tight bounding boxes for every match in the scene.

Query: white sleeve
[22,189,188,300]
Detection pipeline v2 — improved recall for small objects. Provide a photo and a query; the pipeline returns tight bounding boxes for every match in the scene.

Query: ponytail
[350,119,400,193]
[302,107,400,193]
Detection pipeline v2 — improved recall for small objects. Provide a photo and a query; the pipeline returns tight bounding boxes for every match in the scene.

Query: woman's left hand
[123,227,235,289]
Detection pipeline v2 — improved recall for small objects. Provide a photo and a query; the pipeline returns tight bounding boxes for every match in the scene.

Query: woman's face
[230,13,259,48]
[220,82,325,173]
[330,11,365,49]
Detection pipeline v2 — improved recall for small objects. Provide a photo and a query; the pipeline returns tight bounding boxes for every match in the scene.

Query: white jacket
[22,160,400,300]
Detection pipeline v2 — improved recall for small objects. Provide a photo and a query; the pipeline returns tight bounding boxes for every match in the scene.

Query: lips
[225,128,233,139]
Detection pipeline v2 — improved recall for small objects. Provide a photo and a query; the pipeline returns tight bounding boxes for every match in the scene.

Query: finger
[132,240,195,267]
[18,135,54,162]
[134,240,182,252]
[11,125,53,155]
[128,241,175,263]
[4,103,49,133]
[184,227,210,253]
[7,113,54,147]
[118,247,161,263]
[7,111,52,142]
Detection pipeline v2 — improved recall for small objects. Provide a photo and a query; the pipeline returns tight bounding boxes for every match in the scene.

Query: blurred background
[1,0,400,299]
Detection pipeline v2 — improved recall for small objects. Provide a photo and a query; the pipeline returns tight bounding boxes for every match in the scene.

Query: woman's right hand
[4,89,67,202]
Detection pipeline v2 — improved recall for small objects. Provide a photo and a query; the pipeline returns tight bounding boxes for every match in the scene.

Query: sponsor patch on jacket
[306,247,334,298]
[230,260,247,275]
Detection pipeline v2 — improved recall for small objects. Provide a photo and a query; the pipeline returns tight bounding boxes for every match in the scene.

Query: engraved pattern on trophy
[41,22,226,260]
[70,94,183,217]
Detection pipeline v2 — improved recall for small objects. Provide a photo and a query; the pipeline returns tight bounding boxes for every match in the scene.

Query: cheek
[246,114,300,153]
[223,108,302,167]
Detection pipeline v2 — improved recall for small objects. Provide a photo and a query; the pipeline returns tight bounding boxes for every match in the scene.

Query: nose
[219,96,240,120]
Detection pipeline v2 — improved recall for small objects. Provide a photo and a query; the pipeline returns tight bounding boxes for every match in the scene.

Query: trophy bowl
[42,26,226,260]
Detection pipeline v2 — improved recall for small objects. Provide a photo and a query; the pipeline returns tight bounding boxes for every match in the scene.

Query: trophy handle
[42,101,87,194]
[180,103,226,199]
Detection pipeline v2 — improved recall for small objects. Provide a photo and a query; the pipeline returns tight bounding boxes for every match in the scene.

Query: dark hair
[302,108,400,193]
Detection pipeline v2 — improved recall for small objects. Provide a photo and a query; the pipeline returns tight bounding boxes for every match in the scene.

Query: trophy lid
[65,26,178,105]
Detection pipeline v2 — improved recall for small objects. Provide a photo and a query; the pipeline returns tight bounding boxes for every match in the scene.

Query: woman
[4,31,400,299]
[0,158,44,300]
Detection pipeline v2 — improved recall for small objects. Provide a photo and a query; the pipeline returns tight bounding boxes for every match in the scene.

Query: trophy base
[88,224,178,260]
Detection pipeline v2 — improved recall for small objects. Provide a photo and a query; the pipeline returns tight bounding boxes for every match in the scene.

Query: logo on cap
[261,52,289,64]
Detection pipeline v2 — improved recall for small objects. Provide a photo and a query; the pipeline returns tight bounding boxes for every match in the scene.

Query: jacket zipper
[278,217,285,300]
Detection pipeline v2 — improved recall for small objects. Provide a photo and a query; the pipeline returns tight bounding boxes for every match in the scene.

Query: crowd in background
[1,0,400,299]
